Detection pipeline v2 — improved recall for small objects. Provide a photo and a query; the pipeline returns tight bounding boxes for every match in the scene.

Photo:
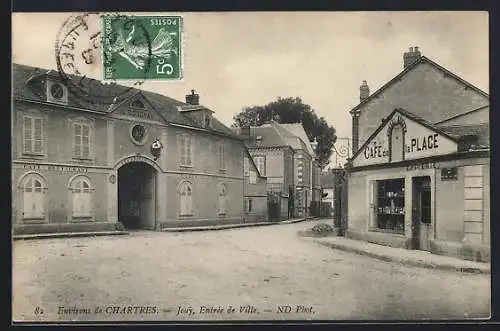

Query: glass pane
[25,178,32,188]
[83,181,89,189]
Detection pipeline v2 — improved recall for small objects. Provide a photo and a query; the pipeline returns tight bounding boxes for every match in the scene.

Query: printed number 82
[151,18,177,26]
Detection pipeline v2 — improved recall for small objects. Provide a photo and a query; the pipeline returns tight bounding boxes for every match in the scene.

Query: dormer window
[255,136,263,145]
[202,112,211,128]
[130,99,145,109]
[458,134,479,152]
[46,80,68,104]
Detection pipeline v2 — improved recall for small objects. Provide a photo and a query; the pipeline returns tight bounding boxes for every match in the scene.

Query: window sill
[219,169,227,174]
[22,218,46,224]
[179,214,194,218]
[71,217,93,222]
[179,165,194,169]
[72,157,93,162]
[20,153,45,159]
[218,213,227,217]
[368,227,405,236]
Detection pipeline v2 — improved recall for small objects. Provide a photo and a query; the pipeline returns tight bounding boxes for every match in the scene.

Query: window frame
[70,176,94,220]
[179,181,194,216]
[72,121,93,160]
[19,173,48,222]
[218,183,227,216]
[253,155,266,176]
[219,142,226,171]
[22,114,45,156]
[179,133,194,167]
[374,178,405,234]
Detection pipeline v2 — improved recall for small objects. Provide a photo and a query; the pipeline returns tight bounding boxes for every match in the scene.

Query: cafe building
[346,47,490,262]
[12,63,267,235]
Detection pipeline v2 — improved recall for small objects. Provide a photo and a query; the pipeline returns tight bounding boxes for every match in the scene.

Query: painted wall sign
[406,162,440,171]
[352,111,458,167]
[23,164,88,173]
[127,109,151,120]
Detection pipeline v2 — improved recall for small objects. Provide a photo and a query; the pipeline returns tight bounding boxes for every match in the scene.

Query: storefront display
[376,178,405,233]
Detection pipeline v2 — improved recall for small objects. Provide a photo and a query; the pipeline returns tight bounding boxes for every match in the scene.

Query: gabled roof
[12,63,239,139]
[350,108,460,162]
[435,105,489,125]
[350,56,489,113]
[278,123,315,156]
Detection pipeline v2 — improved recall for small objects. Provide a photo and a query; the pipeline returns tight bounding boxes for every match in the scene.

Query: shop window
[390,124,404,162]
[71,176,93,218]
[179,181,193,216]
[219,184,227,215]
[375,178,405,233]
[22,174,47,220]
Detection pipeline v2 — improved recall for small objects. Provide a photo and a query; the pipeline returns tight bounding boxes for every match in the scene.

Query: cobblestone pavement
[12,219,491,322]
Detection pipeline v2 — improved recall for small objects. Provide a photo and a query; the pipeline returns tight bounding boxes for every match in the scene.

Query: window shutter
[244,157,249,176]
[34,118,43,154]
[187,136,192,165]
[82,125,90,158]
[74,123,82,157]
[23,191,33,218]
[84,193,91,217]
[23,117,33,153]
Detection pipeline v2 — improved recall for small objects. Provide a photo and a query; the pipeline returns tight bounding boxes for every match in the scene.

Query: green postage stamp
[101,15,183,80]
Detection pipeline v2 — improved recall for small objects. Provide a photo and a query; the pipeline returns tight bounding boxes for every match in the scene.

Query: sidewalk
[161,217,307,232]
[312,236,491,274]
[13,218,308,240]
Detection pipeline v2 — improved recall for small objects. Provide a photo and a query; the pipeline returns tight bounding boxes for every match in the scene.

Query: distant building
[320,169,336,216]
[346,47,490,262]
[12,64,268,235]
[235,120,322,219]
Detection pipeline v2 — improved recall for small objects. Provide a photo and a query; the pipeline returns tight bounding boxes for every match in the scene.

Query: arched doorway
[117,162,157,230]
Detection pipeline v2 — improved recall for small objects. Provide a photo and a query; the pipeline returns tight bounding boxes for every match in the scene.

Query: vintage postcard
[11,11,490,323]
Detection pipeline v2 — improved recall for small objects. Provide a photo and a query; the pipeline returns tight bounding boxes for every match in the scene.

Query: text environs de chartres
[364,133,440,161]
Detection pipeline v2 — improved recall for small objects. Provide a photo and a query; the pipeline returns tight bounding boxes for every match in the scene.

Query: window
[71,176,93,218]
[390,124,404,162]
[130,124,147,145]
[74,122,91,159]
[249,171,257,184]
[179,181,193,216]
[219,184,227,215]
[23,116,44,155]
[253,156,266,176]
[180,134,193,166]
[245,198,253,213]
[22,174,46,220]
[219,142,226,170]
[243,157,249,176]
[131,99,145,109]
[375,178,405,233]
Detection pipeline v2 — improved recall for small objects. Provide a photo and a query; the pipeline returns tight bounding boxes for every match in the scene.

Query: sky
[12,11,489,166]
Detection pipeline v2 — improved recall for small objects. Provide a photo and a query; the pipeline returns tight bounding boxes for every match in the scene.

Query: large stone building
[346,47,490,262]
[12,63,267,234]
[235,120,322,218]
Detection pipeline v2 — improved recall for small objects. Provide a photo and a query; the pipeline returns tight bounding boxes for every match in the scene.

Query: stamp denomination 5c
[101,15,183,81]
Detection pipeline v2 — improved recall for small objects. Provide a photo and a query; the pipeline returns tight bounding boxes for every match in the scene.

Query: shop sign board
[352,111,458,167]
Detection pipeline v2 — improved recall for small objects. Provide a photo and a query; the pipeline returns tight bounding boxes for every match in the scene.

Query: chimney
[360,80,370,102]
[241,125,251,141]
[403,46,422,69]
[185,89,200,105]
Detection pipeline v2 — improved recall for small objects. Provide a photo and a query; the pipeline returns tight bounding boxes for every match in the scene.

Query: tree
[232,97,337,168]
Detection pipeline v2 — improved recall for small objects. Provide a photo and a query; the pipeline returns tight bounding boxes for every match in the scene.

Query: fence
[310,201,333,218]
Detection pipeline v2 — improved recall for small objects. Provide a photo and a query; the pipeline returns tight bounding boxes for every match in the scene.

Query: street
[12,219,491,322]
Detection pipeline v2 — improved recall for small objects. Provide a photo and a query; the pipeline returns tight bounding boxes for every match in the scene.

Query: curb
[13,231,129,240]
[315,239,490,275]
[162,218,307,232]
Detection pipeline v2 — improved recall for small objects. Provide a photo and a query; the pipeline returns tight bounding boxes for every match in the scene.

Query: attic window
[130,99,145,109]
